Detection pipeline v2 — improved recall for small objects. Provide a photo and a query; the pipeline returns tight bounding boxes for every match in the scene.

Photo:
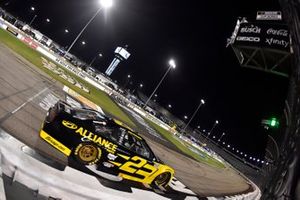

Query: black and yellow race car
[40,100,174,188]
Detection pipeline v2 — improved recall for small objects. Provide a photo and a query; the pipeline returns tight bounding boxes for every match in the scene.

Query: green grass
[0,28,135,128]
[144,118,225,168]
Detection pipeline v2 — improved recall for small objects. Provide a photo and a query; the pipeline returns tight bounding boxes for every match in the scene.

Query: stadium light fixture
[100,0,113,9]
[168,59,176,69]
[81,41,86,45]
[139,83,143,88]
[65,29,69,33]
[46,18,50,23]
[168,104,172,108]
[31,6,35,11]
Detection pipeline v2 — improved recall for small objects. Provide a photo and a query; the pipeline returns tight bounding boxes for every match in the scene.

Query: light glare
[169,59,176,69]
[100,0,113,8]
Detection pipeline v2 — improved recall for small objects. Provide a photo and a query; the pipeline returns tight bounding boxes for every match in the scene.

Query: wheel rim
[78,144,98,162]
[155,173,170,186]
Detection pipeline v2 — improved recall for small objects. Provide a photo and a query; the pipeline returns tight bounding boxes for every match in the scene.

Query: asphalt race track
[0,43,250,198]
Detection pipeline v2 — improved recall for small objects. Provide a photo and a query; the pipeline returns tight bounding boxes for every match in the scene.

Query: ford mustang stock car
[39,100,174,188]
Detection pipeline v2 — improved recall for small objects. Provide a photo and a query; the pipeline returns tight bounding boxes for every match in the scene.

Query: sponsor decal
[103,162,114,168]
[240,25,261,34]
[62,120,118,154]
[74,143,101,165]
[266,28,288,37]
[236,36,260,42]
[265,38,289,48]
[40,130,71,156]
[62,120,78,129]
[107,153,118,161]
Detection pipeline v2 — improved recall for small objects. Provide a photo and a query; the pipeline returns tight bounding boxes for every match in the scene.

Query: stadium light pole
[65,0,113,55]
[143,59,176,108]
[217,132,225,145]
[29,15,37,26]
[203,120,219,143]
[89,53,103,67]
[123,74,131,88]
[29,6,37,26]
[182,99,205,133]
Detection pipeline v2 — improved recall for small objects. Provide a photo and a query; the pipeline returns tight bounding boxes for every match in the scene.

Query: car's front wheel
[73,142,102,165]
[152,172,172,189]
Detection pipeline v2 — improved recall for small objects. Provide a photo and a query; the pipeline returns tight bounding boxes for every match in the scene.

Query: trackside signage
[256,11,282,21]
[234,22,290,52]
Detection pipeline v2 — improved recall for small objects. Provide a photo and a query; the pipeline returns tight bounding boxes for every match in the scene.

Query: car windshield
[102,127,154,160]
[72,109,105,121]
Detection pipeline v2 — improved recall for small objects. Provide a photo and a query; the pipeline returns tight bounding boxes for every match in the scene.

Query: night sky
[0,0,289,162]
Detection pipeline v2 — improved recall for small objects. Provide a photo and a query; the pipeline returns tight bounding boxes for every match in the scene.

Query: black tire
[152,172,172,189]
[73,142,102,165]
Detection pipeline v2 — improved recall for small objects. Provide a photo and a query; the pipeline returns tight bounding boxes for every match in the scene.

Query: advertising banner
[6,27,18,36]
[233,22,290,52]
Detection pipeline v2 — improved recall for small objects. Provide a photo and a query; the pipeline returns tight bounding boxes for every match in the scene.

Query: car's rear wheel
[73,142,101,165]
[152,172,172,188]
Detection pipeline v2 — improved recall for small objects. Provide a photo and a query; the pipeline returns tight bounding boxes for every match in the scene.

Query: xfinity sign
[256,11,282,21]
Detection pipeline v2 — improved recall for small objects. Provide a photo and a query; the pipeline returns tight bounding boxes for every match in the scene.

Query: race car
[39,100,174,188]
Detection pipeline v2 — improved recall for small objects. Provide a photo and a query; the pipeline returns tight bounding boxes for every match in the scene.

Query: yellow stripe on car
[109,161,122,167]
[40,130,71,156]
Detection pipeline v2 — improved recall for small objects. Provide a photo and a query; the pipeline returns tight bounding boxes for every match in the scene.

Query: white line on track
[11,87,48,114]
